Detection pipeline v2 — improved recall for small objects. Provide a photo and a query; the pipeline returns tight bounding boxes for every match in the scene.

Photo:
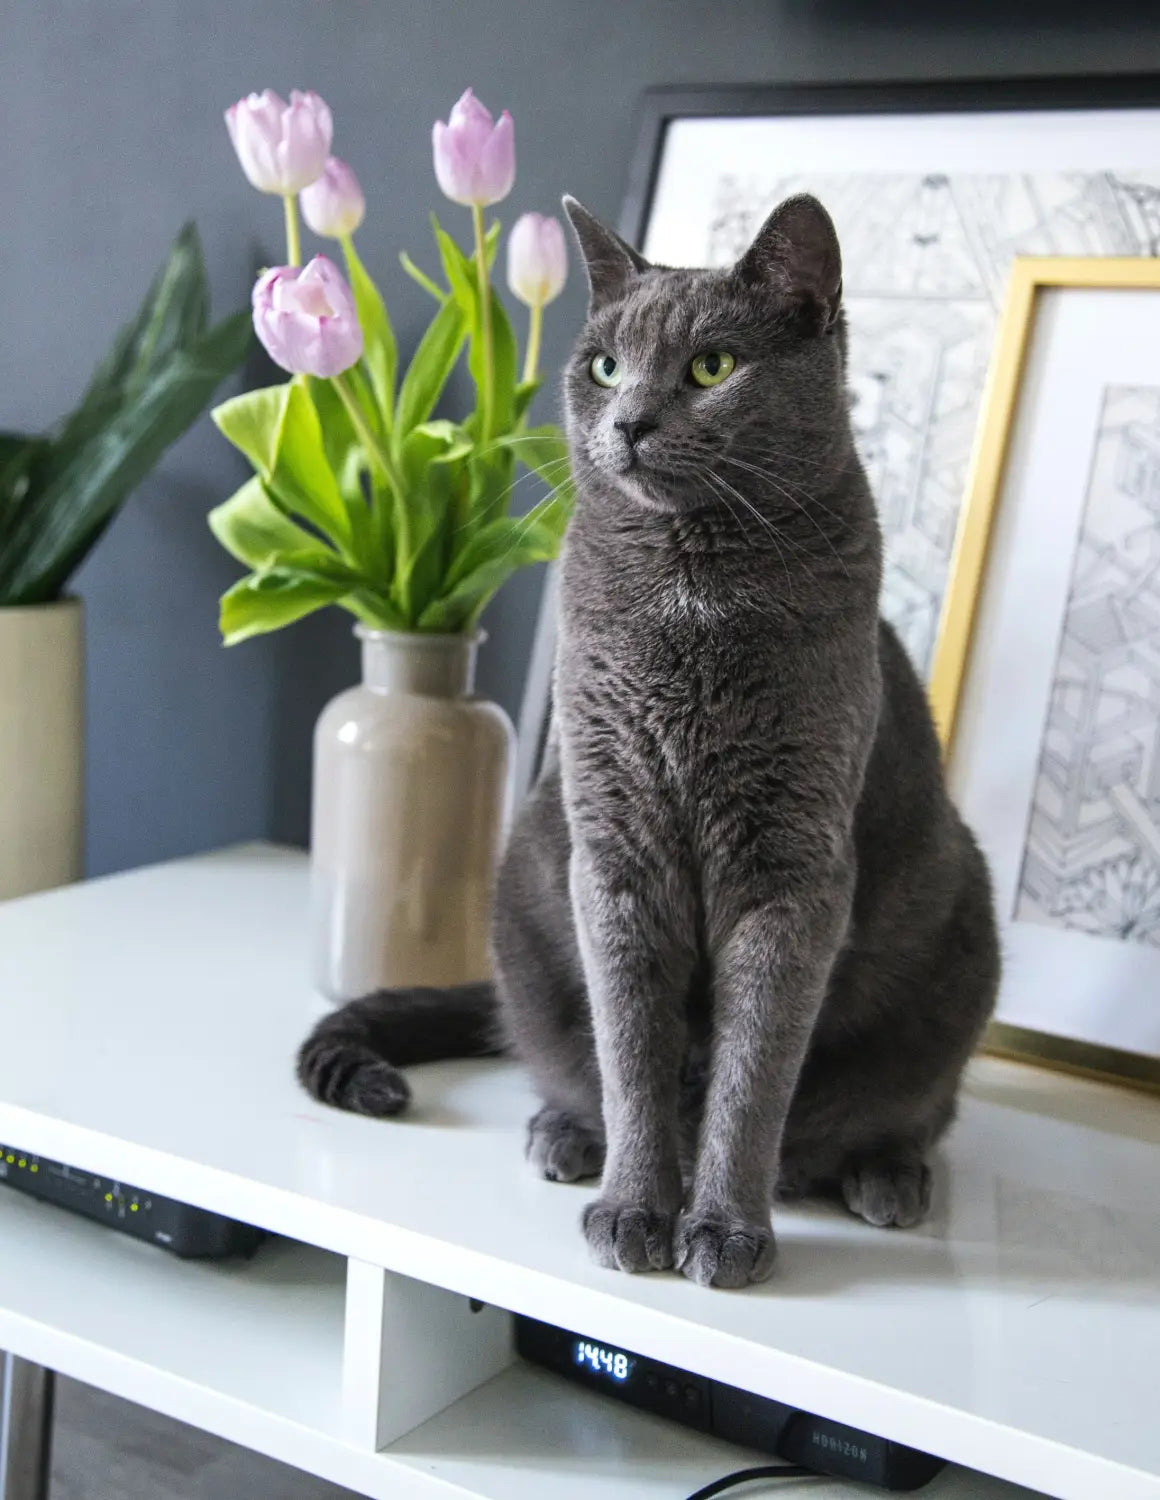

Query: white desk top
[0,845,1157,1500]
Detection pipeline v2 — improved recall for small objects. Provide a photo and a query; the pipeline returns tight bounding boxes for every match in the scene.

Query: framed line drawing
[939,257,1160,1092]
[520,75,1160,799]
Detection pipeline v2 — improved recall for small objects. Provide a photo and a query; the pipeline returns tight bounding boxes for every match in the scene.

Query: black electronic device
[0,1142,264,1259]
[515,1315,945,1492]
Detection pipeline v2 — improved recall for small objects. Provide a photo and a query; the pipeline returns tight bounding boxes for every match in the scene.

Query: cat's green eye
[690,351,736,388]
[590,352,622,388]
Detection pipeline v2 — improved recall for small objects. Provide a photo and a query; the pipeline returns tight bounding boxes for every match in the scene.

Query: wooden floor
[52,1376,359,1500]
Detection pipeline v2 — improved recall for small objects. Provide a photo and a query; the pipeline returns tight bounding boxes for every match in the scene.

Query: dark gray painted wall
[4,0,1160,875]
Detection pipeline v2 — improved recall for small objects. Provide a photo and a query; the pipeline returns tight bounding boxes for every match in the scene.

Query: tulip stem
[471,204,495,444]
[522,302,543,387]
[283,195,302,268]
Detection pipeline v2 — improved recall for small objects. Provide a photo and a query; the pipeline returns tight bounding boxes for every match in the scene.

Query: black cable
[684,1463,816,1500]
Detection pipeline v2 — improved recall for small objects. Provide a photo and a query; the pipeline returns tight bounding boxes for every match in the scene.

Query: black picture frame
[617,74,1160,247]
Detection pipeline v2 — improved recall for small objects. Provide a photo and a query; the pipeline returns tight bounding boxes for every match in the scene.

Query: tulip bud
[301,157,366,238]
[432,88,515,207]
[251,256,363,378]
[225,89,333,195]
[507,213,567,308]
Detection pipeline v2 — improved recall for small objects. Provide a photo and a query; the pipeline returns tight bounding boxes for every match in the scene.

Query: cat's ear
[736,194,842,328]
[563,196,649,313]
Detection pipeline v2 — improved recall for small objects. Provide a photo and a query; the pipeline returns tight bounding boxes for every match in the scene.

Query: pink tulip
[432,88,515,207]
[251,256,363,377]
[225,89,333,195]
[301,157,365,238]
[507,213,567,308]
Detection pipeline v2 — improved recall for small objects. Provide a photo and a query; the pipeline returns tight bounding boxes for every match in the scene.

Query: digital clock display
[574,1339,634,1382]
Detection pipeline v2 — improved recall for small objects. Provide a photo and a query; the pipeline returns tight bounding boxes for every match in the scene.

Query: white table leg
[0,1352,54,1500]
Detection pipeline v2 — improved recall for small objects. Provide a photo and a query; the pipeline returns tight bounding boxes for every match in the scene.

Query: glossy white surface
[0,1188,1036,1500]
[0,1187,348,1471]
[0,847,1157,1499]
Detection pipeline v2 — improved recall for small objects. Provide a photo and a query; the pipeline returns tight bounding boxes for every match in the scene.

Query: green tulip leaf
[430,215,499,289]
[212,384,287,473]
[485,219,501,269]
[399,252,447,303]
[498,424,571,483]
[255,547,372,588]
[214,379,355,554]
[342,238,397,433]
[275,382,361,552]
[208,476,319,569]
[395,422,475,619]
[418,502,562,633]
[401,422,471,488]
[470,288,517,437]
[343,589,407,630]
[220,569,356,645]
[429,217,514,437]
[395,296,468,438]
[431,219,475,308]
[513,378,542,423]
[304,377,361,499]
[218,548,397,644]
[460,442,516,535]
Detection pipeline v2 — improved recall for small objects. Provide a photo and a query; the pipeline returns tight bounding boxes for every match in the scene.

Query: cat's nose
[615,417,658,448]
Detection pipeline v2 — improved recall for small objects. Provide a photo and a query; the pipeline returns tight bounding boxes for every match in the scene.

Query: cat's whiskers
[678,442,826,586]
[702,466,801,604]
[739,430,860,478]
[695,467,758,549]
[679,436,848,568]
[725,446,853,529]
[714,454,851,580]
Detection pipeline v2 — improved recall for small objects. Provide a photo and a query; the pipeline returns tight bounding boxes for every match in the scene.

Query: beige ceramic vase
[311,629,515,1003]
[0,598,85,900]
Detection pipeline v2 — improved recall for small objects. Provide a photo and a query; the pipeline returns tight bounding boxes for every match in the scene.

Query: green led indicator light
[17,1159,26,1168]
[130,1203,138,1212]
[104,1193,113,1203]
[29,1165,38,1173]
[4,1155,12,1164]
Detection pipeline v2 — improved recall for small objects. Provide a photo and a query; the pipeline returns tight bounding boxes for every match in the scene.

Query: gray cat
[298,194,1000,1289]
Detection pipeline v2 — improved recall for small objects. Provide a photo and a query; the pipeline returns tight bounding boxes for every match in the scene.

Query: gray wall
[4,1,1160,875]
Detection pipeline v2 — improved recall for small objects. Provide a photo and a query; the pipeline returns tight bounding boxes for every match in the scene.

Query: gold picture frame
[928,256,1160,1094]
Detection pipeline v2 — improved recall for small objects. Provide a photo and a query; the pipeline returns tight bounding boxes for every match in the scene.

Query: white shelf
[0,1188,1037,1500]
[0,1188,347,1463]
[1,847,1158,1500]
[385,1365,1045,1500]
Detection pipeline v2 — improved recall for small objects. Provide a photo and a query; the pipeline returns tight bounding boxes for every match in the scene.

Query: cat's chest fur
[558,526,816,811]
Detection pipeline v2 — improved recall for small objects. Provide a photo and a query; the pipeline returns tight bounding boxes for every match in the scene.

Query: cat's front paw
[582,1198,675,1273]
[674,1211,777,1289]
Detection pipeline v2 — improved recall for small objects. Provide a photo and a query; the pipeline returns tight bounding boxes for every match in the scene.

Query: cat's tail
[297,982,502,1118]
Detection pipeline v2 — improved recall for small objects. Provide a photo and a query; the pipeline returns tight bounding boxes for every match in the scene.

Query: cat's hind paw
[582,1199,675,1273]
[526,1108,605,1183]
[842,1156,932,1228]
[674,1211,777,1289]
